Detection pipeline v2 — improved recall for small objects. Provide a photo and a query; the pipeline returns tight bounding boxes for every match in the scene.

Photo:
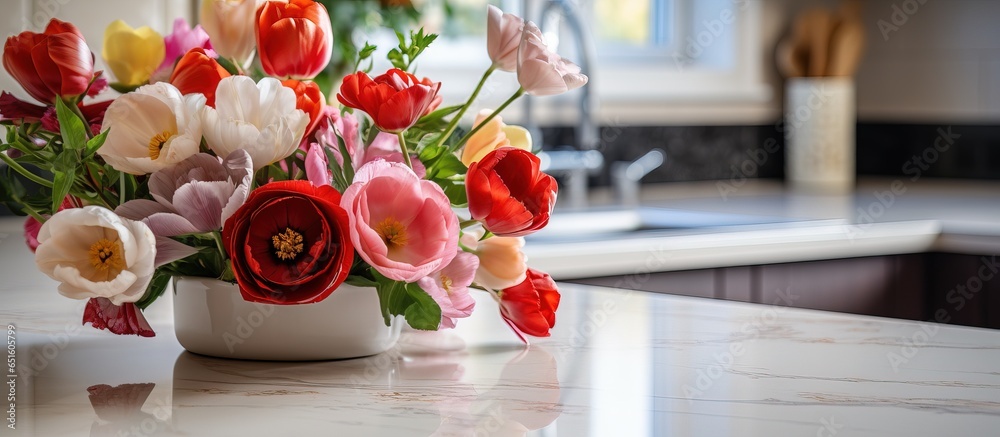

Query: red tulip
[499,268,560,340]
[256,0,333,79]
[2,19,95,104]
[169,48,230,107]
[337,68,441,133]
[222,180,354,305]
[282,79,325,137]
[466,147,557,237]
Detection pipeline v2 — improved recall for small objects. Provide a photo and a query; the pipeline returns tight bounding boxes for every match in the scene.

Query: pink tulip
[341,160,459,282]
[487,5,523,72]
[305,116,424,186]
[417,251,478,329]
[154,18,215,80]
[517,22,588,96]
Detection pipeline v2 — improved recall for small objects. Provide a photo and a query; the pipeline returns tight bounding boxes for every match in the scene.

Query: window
[398,0,771,123]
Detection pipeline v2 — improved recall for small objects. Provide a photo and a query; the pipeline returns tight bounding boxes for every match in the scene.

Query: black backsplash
[542,122,1000,186]
[3,122,999,216]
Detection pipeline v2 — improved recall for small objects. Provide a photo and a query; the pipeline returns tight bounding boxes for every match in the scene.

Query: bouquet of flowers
[0,1,586,343]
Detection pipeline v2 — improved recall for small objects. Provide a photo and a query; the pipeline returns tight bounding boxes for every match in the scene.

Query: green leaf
[440,180,468,206]
[403,282,442,331]
[358,42,378,60]
[421,104,462,122]
[50,169,74,213]
[345,275,377,288]
[109,82,141,94]
[135,270,171,310]
[431,152,467,179]
[322,146,349,192]
[373,272,409,326]
[215,56,240,76]
[335,132,355,184]
[370,270,442,329]
[55,99,88,151]
[84,130,109,158]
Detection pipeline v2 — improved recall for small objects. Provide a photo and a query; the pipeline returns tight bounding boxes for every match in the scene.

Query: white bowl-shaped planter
[173,277,401,361]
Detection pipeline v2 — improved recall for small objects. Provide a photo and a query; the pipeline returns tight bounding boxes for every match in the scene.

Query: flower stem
[397,131,413,169]
[0,152,53,188]
[64,98,93,139]
[453,88,525,152]
[435,65,496,150]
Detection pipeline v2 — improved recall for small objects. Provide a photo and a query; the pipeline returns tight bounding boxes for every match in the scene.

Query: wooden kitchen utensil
[827,18,865,77]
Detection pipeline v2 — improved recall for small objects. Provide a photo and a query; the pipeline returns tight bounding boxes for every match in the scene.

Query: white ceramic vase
[172,277,401,361]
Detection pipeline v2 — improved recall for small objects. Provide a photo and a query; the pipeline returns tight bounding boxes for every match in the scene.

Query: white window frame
[412,0,771,125]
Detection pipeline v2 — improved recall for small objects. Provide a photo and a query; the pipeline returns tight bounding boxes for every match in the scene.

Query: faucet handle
[612,149,666,206]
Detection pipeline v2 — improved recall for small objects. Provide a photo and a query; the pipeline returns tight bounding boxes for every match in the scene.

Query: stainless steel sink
[528,207,813,242]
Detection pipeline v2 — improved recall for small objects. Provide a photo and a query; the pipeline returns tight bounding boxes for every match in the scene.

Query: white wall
[854,0,1000,122]
[3,0,997,125]
[0,0,193,103]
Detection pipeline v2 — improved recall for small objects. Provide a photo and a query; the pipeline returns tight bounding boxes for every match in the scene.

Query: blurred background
[4,0,1000,328]
[3,0,999,192]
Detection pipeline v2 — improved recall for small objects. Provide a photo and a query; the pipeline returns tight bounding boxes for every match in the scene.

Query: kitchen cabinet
[569,253,998,330]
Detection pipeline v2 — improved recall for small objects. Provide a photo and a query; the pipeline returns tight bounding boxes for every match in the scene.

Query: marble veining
[2,218,1000,436]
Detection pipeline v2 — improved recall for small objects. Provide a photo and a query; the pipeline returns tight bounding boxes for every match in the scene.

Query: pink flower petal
[154,236,197,267]
[172,180,235,231]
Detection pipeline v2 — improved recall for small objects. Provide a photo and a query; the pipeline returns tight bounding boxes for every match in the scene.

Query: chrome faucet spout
[522,0,602,209]
[612,149,666,207]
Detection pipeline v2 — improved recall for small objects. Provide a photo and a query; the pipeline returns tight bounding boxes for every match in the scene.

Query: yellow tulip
[460,109,533,166]
[102,20,165,87]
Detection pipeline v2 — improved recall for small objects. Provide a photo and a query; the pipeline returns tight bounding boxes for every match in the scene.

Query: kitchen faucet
[523,0,602,209]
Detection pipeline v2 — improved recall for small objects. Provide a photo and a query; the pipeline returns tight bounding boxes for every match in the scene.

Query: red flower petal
[467,148,557,237]
[222,180,354,305]
[82,297,155,337]
[499,269,561,340]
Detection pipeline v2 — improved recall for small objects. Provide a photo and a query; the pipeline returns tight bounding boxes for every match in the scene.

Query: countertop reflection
[3,216,1000,436]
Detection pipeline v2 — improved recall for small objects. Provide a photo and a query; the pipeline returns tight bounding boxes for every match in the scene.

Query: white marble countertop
[526,178,1000,278]
[2,208,1000,436]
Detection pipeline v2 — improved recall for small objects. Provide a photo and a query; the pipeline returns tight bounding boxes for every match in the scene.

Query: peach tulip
[460,109,532,166]
[461,228,527,290]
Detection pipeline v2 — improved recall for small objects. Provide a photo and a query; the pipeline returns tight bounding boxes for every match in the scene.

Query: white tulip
[199,0,262,69]
[98,82,206,175]
[202,76,309,171]
[35,206,157,305]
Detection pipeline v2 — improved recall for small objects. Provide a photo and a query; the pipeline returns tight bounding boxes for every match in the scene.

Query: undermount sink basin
[528,207,807,242]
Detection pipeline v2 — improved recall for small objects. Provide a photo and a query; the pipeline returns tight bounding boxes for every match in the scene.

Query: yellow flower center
[89,238,125,272]
[272,228,304,261]
[375,217,408,249]
[148,131,172,160]
[440,273,453,293]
